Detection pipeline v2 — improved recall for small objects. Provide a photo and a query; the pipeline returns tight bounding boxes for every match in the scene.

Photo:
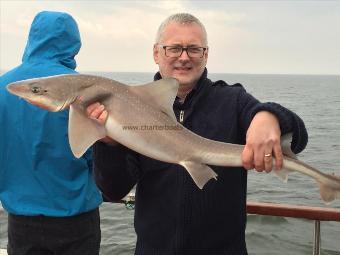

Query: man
[88,13,308,254]
[0,11,102,255]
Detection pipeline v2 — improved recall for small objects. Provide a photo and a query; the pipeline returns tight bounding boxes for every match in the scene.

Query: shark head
[6,74,88,112]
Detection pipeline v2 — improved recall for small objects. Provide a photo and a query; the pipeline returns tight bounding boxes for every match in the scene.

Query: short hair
[155,13,208,45]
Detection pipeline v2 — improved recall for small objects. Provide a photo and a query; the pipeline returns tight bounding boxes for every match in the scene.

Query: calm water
[1,72,340,254]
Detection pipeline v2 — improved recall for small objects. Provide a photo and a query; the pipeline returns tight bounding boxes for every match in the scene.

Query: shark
[6,73,340,203]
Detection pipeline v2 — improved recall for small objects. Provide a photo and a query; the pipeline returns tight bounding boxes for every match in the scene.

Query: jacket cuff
[251,102,293,135]
[250,102,308,153]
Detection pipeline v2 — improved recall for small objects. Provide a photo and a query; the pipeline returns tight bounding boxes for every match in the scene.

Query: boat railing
[119,193,340,255]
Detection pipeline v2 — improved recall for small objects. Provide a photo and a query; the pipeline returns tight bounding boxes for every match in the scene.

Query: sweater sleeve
[237,87,308,154]
[93,141,141,201]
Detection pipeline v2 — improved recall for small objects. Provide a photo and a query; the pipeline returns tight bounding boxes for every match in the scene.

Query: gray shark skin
[7,74,340,203]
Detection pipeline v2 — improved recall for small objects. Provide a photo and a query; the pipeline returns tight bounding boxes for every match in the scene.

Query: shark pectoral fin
[180,161,218,189]
[273,168,291,183]
[69,104,107,158]
[318,173,340,204]
[281,133,297,159]
[129,78,179,121]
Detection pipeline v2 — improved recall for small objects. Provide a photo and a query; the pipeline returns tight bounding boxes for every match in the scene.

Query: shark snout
[6,82,30,97]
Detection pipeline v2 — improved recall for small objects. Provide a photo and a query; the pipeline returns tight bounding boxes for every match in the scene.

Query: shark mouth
[25,99,61,112]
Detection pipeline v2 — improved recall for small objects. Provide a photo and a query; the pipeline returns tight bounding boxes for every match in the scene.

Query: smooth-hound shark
[7,74,340,203]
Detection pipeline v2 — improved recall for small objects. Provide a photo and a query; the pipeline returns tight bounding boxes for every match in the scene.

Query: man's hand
[86,102,114,144]
[242,111,283,173]
[86,102,108,125]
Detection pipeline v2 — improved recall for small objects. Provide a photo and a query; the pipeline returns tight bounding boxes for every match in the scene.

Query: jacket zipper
[179,110,184,123]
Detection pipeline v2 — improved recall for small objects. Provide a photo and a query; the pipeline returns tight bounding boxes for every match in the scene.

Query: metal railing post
[313,220,321,255]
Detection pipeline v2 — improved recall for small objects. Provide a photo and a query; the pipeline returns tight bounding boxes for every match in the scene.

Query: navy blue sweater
[93,69,308,255]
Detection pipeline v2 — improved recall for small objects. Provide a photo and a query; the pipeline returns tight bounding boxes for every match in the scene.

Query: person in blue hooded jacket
[0,11,102,255]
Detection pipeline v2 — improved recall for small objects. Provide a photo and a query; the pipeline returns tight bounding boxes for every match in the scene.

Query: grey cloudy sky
[1,0,339,75]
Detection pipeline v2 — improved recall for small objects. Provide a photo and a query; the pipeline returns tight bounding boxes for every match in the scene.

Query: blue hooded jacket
[0,11,102,216]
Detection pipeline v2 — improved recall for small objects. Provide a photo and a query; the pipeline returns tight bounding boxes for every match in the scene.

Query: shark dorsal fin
[129,78,179,121]
[281,133,297,159]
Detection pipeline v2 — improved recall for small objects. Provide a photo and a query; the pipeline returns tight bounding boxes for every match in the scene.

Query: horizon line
[1,69,339,77]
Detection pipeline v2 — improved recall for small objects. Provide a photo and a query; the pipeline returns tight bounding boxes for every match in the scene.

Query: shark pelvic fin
[273,168,290,183]
[180,161,218,189]
[129,78,179,121]
[69,104,107,158]
[272,133,296,182]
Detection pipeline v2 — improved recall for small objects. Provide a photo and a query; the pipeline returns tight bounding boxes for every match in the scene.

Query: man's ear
[204,47,209,61]
[153,44,159,64]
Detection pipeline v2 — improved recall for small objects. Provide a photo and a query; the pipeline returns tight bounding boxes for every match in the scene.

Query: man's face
[153,22,208,88]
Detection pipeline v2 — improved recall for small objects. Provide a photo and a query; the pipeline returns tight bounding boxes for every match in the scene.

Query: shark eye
[31,87,41,94]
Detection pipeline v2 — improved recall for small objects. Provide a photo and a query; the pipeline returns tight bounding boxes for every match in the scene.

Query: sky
[1,0,339,75]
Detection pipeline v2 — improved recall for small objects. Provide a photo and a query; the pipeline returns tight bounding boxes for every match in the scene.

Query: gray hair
[155,13,208,45]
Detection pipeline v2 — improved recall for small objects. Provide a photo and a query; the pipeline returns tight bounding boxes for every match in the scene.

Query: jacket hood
[22,11,81,70]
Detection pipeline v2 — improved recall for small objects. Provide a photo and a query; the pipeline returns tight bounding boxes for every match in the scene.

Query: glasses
[159,45,208,58]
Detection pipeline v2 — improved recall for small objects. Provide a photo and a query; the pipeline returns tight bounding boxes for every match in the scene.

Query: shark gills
[7,74,340,203]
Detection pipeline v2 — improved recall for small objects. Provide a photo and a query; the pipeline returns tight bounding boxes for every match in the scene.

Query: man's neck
[177,84,195,102]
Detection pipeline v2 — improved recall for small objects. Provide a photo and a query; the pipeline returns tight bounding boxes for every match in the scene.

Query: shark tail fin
[318,173,340,204]
[180,161,218,189]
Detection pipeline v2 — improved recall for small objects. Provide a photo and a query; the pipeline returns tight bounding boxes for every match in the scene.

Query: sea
[1,72,340,255]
